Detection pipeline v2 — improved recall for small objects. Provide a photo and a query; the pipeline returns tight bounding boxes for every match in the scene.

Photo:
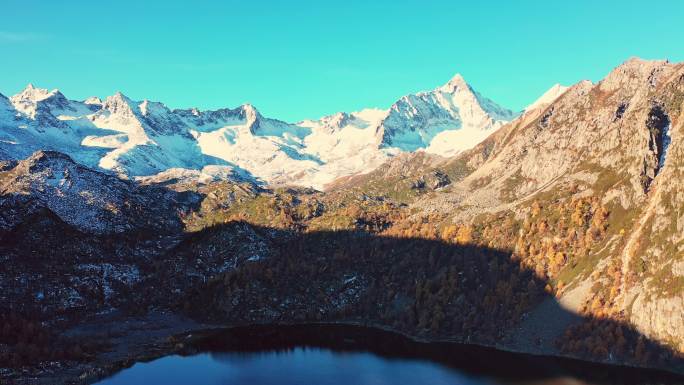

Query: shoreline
[6,312,682,384]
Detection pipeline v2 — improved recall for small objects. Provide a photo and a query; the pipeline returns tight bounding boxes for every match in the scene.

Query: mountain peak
[241,103,261,121]
[112,91,130,100]
[107,91,135,104]
[84,96,103,105]
[317,111,351,132]
[607,57,671,83]
[22,83,50,94]
[378,71,515,154]
[439,73,470,94]
[594,58,673,93]
[13,83,56,102]
[620,56,669,67]
[524,83,569,112]
[103,92,136,116]
[9,84,70,119]
[448,73,467,84]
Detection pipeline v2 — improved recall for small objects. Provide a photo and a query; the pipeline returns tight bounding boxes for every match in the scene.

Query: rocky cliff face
[0,151,194,235]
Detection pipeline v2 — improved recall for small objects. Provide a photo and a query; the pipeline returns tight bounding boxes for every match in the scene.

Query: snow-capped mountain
[294,74,521,186]
[523,83,569,113]
[379,74,516,156]
[0,75,522,189]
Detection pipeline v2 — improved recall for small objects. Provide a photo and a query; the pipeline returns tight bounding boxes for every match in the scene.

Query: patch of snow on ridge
[658,123,671,173]
[425,124,501,158]
[524,84,569,113]
[136,165,241,185]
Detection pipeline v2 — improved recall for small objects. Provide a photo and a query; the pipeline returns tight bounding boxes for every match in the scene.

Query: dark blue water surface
[97,347,488,385]
[94,325,682,385]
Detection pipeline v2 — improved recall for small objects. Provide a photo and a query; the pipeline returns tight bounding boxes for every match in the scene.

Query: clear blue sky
[2,0,683,121]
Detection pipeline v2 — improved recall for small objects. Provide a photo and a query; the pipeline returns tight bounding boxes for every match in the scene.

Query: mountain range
[0,74,548,189]
[1,57,683,383]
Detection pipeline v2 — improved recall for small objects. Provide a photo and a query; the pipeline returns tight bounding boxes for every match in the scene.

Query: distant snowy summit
[0,76,566,189]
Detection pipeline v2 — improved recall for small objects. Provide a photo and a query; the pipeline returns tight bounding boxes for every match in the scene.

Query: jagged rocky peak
[438,72,469,93]
[12,83,67,103]
[437,72,517,120]
[240,103,261,122]
[10,83,71,116]
[172,106,205,119]
[173,105,251,131]
[601,57,671,92]
[189,103,261,123]
[311,111,352,133]
[617,56,670,76]
[106,90,133,104]
[378,72,516,153]
[328,111,350,126]
[102,91,137,116]
[12,83,52,101]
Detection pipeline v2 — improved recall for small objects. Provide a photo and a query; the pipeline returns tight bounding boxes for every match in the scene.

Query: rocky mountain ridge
[343,57,684,357]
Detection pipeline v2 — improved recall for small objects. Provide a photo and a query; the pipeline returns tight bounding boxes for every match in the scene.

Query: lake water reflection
[98,347,492,385]
[95,324,682,385]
